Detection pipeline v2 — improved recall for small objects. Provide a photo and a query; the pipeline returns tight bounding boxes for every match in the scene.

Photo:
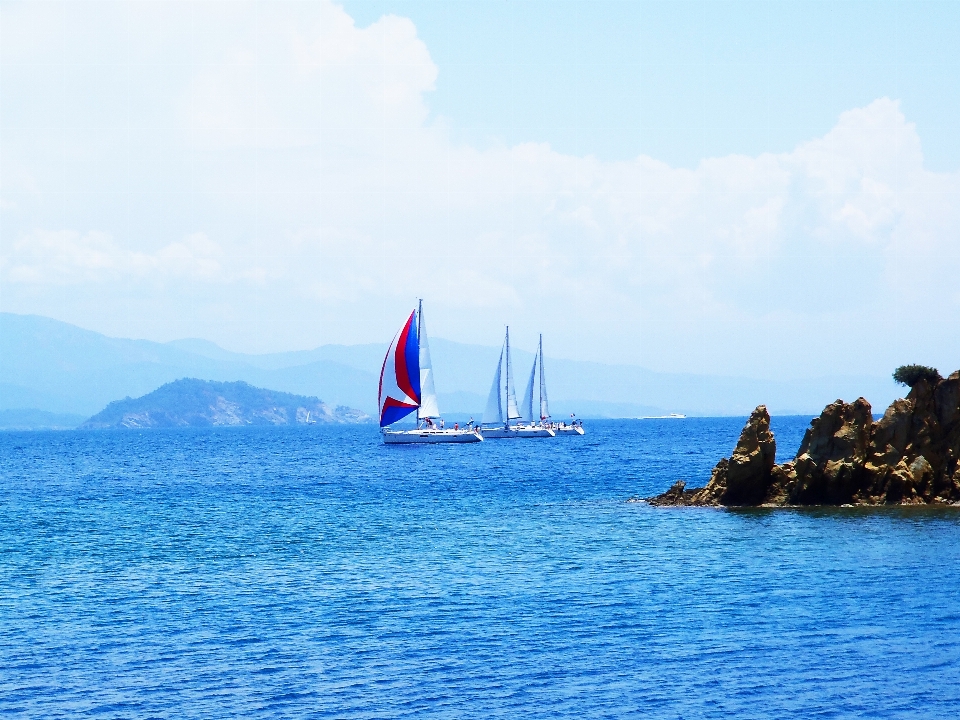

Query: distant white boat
[531,334,583,437]
[554,421,585,436]
[640,413,687,419]
[379,301,482,444]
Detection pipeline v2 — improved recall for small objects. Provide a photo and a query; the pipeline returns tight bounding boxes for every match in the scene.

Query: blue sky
[343,0,960,168]
[0,1,958,380]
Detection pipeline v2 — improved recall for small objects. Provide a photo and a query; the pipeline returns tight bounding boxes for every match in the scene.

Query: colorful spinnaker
[379,301,480,443]
[378,309,421,427]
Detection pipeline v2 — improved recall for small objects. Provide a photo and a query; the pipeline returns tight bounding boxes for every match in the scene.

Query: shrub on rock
[893,364,942,387]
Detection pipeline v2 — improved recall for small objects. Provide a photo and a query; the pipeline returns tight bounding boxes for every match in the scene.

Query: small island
[649,366,960,507]
[82,378,370,429]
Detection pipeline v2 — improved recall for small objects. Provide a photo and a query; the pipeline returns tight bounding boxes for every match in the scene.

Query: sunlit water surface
[2,418,959,718]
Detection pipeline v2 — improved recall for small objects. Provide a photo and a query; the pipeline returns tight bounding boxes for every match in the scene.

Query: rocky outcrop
[648,370,960,507]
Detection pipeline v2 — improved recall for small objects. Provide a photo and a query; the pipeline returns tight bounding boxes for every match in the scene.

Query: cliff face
[649,370,960,507]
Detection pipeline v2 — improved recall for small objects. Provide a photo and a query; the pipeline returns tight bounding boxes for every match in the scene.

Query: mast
[504,326,520,425]
[539,333,550,422]
[504,326,510,428]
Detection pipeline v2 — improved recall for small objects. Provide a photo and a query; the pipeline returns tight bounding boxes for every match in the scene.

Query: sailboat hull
[553,424,585,436]
[480,425,556,439]
[382,428,483,444]
[479,428,514,439]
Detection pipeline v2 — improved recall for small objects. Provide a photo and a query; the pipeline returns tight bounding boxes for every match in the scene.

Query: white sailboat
[553,416,586,435]
[380,301,483,444]
[530,334,583,436]
[480,328,555,439]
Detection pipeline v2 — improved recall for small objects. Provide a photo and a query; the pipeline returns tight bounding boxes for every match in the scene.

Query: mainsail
[538,334,550,421]
[482,344,504,426]
[378,309,421,427]
[504,327,521,421]
[416,300,441,419]
[519,351,537,423]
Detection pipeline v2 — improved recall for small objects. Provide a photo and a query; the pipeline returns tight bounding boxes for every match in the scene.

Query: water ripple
[2,419,959,718]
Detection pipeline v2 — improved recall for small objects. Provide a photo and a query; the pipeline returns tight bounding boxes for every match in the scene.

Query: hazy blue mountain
[0,313,378,415]
[165,337,388,373]
[82,379,369,429]
[1,312,904,419]
[164,338,252,364]
[0,408,86,430]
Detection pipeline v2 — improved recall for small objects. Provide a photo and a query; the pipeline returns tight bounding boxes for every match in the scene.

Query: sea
[2,417,959,719]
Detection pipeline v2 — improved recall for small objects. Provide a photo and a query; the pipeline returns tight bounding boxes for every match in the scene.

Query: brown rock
[934,371,960,428]
[647,405,776,507]
[860,372,960,504]
[787,397,873,505]
[701,405,776,505]
[647,479,696,506]
[646,369,960,507]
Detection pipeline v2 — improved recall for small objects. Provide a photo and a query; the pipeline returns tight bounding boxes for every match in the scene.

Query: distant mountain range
[0,312,904,428]
[0,408,87,431]
[83,379,368,429]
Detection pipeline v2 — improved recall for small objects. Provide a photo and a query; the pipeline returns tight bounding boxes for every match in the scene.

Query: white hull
[382,428,483,444]
[553,424,585,436]
[480,425,556,439]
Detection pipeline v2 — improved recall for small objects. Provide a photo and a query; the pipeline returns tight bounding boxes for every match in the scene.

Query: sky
[1,0,958,380]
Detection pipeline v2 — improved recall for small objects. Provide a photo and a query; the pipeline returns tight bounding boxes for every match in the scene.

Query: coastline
[648,370,960,508]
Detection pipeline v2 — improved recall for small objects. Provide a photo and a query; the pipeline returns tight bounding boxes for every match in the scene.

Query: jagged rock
[691,405,776,506]
[648,406,775,507]
[647,480,693,506]
[935,373,960,427]
[783,397,873,505]
[647,370,960,507]
[858,372,960,504]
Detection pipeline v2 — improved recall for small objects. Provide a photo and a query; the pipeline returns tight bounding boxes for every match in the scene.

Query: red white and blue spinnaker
[379,302,483,443]
[378,309,421,427]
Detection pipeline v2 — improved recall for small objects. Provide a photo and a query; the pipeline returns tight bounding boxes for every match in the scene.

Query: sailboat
[524,334,584,436]
[547,339,585,436]
[480,328,555,439]
[379,301,483,444]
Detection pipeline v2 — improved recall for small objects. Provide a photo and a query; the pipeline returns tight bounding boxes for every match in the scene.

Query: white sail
[538,334,550,421]
[416,300,441,419]
[519,352,537,423]
[504,327,521,421]
[482,345,504,426]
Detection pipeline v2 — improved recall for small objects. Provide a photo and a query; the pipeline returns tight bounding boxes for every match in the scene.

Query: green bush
[893,364,942,387]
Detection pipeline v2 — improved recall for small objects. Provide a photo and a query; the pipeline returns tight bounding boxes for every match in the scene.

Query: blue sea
[2,418,959,719]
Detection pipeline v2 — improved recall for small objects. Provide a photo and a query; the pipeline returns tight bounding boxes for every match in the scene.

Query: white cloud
[0,230,250,285]
[1,1,957,377]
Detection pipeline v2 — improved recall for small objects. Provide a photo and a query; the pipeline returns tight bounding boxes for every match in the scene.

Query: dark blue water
[2,418,959,719]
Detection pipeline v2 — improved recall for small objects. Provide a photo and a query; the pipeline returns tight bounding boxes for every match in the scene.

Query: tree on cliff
[893,364,942,387]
